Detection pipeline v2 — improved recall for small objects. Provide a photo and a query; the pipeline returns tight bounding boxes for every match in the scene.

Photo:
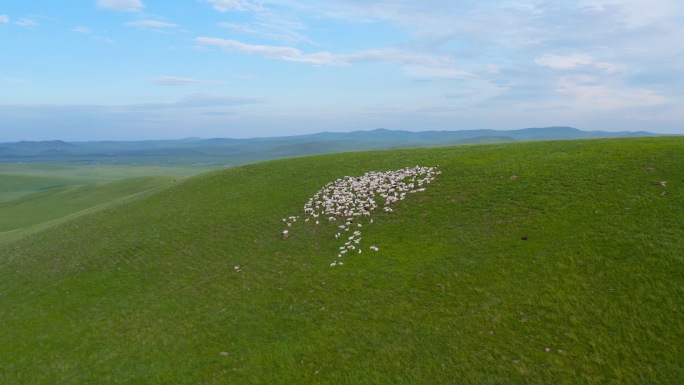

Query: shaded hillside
[0,137,682,384]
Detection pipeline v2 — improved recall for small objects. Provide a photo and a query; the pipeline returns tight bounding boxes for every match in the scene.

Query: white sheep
[280,165,439,266]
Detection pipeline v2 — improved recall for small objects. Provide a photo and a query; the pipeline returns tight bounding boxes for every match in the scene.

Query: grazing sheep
[280,165,440,266]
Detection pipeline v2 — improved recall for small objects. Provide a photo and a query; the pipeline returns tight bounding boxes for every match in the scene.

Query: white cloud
[96,0,144,12]
[218,22,256,34]
[212,2,311,43]
[197,37,343,65]
[127,94,264,110]
[125,20,178,29]
[556,75,668,110]
[293,1,485,38]
[14,18,37,27]
[593,62,627,74]
[0,95,264,115]
[345,48,472,80]
[218,20,310,43]
[401,66,471,80]
[95,36,116,45]
[535,53,593,70]
[578,0,684,27]
[343,48,456,70]
[196,37,470,79]
[535,53,626,73]
[150,76,225,86]
[203,0,260,12]
[0,15,40,28]
[73,26,91,34]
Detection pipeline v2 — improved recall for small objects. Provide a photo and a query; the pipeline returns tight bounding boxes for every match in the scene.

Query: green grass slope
[0,171,90,203]
[0,176,178,245]
[0,162,205,203]
[0,137,682,384]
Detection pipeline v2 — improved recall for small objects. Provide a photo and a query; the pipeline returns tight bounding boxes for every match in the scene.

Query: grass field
[0,162,214,244]
[0,161,211,203]
[0,176,180,245]
[0,137,682,384]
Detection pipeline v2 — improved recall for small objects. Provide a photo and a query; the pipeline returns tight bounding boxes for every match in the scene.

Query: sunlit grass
[0,137,682,384]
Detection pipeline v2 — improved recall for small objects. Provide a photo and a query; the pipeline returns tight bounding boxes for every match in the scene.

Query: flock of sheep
[282,165,441,266]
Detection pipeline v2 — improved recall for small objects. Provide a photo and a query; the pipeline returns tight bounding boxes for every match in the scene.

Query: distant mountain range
[0,127,670,163]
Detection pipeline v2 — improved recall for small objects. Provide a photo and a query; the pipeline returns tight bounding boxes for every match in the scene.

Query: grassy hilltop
[0,137,682,384]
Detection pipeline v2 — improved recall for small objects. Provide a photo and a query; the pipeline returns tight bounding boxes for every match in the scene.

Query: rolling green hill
[1,137,682,384]
[0,176,178,244]
[0,172,85,203]
[0,162,202,245]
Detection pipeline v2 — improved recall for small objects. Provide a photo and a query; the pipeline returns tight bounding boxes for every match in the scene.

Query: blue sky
[1,0,683,141]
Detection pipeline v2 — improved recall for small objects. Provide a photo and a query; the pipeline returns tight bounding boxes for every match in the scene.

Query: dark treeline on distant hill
[0,127,668,164]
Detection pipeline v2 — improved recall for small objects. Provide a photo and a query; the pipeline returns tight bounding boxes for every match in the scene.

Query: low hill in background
[1,137,682,384]
[0,127,667,164]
